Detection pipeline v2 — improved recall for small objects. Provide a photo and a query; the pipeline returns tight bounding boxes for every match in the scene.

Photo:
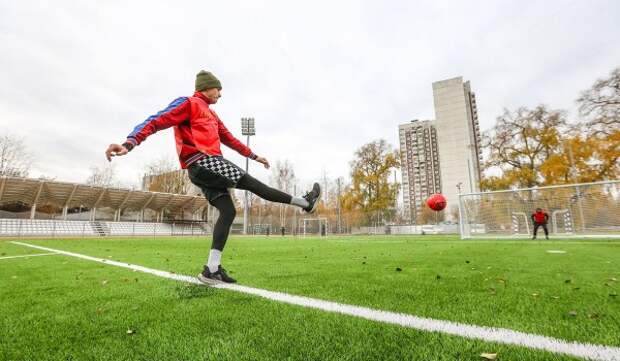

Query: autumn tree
[143,156,191,194]
[0,133,32,177]
[482,105,618,190]
[482,105,568,190]
[341,139,400,224]
[539,132,619,184]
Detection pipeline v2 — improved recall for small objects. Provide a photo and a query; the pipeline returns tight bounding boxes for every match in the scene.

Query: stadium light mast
[241,117,256,235]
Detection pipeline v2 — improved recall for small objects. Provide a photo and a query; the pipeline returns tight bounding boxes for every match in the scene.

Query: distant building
[432,77,482,217]
[399,77,482,223]
[398,120,441,223]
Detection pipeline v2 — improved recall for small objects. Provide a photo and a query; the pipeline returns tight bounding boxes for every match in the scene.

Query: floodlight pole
[244,134,250,235]
[241,117,256,235]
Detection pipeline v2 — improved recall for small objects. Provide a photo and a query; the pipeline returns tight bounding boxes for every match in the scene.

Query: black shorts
[188,156,246,202]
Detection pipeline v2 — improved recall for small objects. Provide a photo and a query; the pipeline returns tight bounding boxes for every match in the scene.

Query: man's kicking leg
[197,194,237,284]
[190,156,321,285]
[236,173,321,213]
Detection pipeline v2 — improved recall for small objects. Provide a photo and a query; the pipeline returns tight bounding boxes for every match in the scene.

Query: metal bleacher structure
[0,176,212,237]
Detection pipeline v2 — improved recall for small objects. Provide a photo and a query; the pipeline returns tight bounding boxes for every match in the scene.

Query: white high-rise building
[398,120,441,223]
[432,77,482,218]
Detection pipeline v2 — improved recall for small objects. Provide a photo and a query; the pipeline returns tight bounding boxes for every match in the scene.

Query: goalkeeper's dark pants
[188,156,292,251]
[533,222,549,238]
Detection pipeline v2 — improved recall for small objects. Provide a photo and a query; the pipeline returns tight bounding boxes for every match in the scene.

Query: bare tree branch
[85,164,117,187]
[576,67,620,136]
[0,133,33,177]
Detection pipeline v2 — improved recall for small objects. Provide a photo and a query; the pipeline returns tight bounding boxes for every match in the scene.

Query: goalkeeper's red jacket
[124,91,255,168]
[531,211,549,224]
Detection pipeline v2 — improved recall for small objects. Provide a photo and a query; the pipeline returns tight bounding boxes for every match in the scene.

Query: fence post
[458,193,466,239]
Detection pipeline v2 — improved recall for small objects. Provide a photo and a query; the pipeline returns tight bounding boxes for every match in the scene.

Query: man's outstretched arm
[105,97,190,161]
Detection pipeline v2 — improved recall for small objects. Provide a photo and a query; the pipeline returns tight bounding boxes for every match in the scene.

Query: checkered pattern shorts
[194,156,245,185]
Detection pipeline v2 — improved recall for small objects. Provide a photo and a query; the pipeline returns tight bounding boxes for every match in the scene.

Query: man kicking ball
[105,70,321,284]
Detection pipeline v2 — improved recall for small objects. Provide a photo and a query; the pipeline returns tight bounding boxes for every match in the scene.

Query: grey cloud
[1,0,619,187]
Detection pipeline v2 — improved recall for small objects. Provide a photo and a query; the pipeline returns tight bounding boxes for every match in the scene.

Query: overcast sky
[1,0,618,190]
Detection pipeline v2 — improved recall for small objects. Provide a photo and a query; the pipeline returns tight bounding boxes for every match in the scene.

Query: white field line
[0,252,58,260]
[10,241,620,361]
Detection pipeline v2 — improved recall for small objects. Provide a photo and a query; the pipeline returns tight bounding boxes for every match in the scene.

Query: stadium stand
[0,176,211,237]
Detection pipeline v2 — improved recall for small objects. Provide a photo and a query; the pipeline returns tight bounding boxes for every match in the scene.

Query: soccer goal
[299,218,329,236]
[251,224,272,235]
[458,180,620,239]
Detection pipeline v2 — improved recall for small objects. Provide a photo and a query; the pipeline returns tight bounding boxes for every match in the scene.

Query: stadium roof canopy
[0,176,207,214]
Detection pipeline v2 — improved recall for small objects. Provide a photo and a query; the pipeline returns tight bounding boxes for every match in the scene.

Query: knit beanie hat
[195,70,222,91]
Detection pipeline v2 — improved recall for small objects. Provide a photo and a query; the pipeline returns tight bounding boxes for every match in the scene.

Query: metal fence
[0,219,211,237]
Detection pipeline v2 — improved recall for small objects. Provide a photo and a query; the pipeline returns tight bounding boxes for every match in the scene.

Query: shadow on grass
[175,284,217,299]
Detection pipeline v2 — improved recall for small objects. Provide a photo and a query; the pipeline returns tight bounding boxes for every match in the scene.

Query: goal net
[299,218,329,236]
[458,180,620,239]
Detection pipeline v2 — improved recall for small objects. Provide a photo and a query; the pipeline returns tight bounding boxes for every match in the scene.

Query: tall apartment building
[398,120,442,223]
[399,77,482,223]
[432,77,482,217]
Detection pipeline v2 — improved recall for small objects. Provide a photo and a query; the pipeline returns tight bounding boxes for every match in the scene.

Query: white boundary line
[10,241,620,361]
[0,252,58,260]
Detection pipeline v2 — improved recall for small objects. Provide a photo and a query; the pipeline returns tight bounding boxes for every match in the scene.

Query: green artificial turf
[1,235,618,360]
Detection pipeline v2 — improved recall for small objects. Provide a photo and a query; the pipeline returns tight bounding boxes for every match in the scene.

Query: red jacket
[125,92,255,168]
[531,211,549,224]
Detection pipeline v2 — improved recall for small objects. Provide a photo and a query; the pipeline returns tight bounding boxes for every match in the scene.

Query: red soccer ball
[426,193,447,211]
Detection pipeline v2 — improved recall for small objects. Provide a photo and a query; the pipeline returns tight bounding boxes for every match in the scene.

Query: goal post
[458,180,620,239]
[299,218,329,237]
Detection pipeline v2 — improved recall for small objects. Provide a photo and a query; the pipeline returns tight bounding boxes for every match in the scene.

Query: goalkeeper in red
[531,208,550,240]
[105,70,321,284]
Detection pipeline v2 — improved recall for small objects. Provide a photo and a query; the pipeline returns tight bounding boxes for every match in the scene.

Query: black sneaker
[302,182,322,214]
[197,265,236,284]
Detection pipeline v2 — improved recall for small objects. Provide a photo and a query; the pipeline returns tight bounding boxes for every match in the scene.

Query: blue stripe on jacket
[128,97,188,138]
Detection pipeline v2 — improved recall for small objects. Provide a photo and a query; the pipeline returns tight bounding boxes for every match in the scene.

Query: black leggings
[533,223,549,237]
[209,174,292,251]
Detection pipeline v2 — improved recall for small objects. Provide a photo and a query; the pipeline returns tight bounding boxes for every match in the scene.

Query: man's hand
[105,144,128,162]
[255,156,270,169]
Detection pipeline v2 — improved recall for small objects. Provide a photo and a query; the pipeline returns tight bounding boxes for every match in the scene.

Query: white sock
[290,196,309,208]
[207,249,222,273]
